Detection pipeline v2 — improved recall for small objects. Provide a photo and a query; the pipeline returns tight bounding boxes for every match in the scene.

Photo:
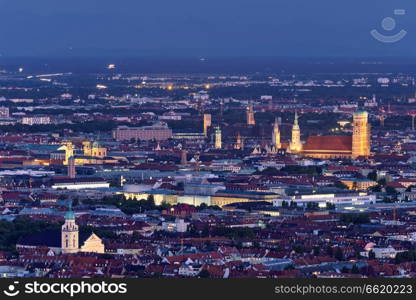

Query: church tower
[234,132,242,150]
[214,126,222,149]
[64,142,74,165]
[61,206,79,254]
[290,111,302,153]
[272,118,281,149]
[246,103,255,125]
[352,110,370,159]
[82,141,92,156]
[203,113,211,137]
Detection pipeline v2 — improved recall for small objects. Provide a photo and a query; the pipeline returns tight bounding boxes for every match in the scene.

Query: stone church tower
[272,118,281,149]
[61,207,79,254]
[214,126,222,149]
[246,103,255,125]
[290,111,302,153]
[352,110,371,158]
[63,142,74,165]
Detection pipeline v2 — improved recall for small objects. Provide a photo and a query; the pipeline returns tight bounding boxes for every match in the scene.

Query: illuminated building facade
[289,112,302,153]
[273,192,376,208]
[63,142,74,165]
[234,132,242,150]
[215,126,222,149]
[302,110,371,159]
[61,209,79,254]
[203,113,212,136]
[246,103,255,125]
[272,118,281,149]
[352,110,371,158]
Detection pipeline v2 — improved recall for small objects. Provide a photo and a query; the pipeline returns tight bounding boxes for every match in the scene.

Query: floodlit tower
[289,111,302,153]
[203,114,212,136]
[234,132,242,150]
[214,126,222,149]
[61,206,79,254]
[64,142,74,165]
[82,141,92,156]
[411,113,416,131]
[272,118,281,149]
[352,110,371,159]
[246,103,255,125]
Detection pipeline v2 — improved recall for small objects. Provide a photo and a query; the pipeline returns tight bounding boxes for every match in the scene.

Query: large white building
[273,192,376,208]
[52,177,110,190]
[112,124,172,141]
[21,116,51,125]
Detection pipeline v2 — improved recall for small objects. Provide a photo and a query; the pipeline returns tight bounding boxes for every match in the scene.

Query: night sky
[0,0,414,57]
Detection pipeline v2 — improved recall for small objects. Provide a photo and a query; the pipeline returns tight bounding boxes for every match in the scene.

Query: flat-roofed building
[211,190,278,207]
[51,177,110,190]
[113,124,172,141]
[21,116,51,125]
[273,192,375,208]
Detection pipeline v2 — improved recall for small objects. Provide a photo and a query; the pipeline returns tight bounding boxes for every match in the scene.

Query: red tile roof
[303,135,352,152]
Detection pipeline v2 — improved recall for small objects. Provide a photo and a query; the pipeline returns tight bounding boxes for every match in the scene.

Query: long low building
[112,124,172,141]
[211,190,279,207]
[51,177,110,190]
[273,192,376,208]
[120,188,280,208]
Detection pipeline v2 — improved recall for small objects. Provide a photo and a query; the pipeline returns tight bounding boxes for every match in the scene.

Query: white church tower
[61,206,79,254]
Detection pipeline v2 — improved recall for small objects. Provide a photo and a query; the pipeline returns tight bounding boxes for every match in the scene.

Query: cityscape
[0,59,415,279]
[2,2,416,289]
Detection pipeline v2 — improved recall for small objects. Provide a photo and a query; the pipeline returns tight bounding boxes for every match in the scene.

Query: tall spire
[234,132,242,150]
[214,126,222,149]
[246,103,255,125]
[290,111,302,153]
[272,118,281,149]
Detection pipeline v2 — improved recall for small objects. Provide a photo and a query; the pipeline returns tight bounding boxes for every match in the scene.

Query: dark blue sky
[0,0,414,57]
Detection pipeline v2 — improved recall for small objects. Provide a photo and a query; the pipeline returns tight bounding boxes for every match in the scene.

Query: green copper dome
[92,141,101,148]
[65,210,75,220]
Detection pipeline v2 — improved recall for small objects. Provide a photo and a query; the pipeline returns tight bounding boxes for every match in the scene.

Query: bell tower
[272,118,281,149]
[246,103,255,125]
[82,141,92,156]
[234,132,242,150]
[214,126,222,149]
[64,142,74,165]
[289,111,302,153]
[61,206,79,254]
[352,110,370,158]
[203,114,212,137]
